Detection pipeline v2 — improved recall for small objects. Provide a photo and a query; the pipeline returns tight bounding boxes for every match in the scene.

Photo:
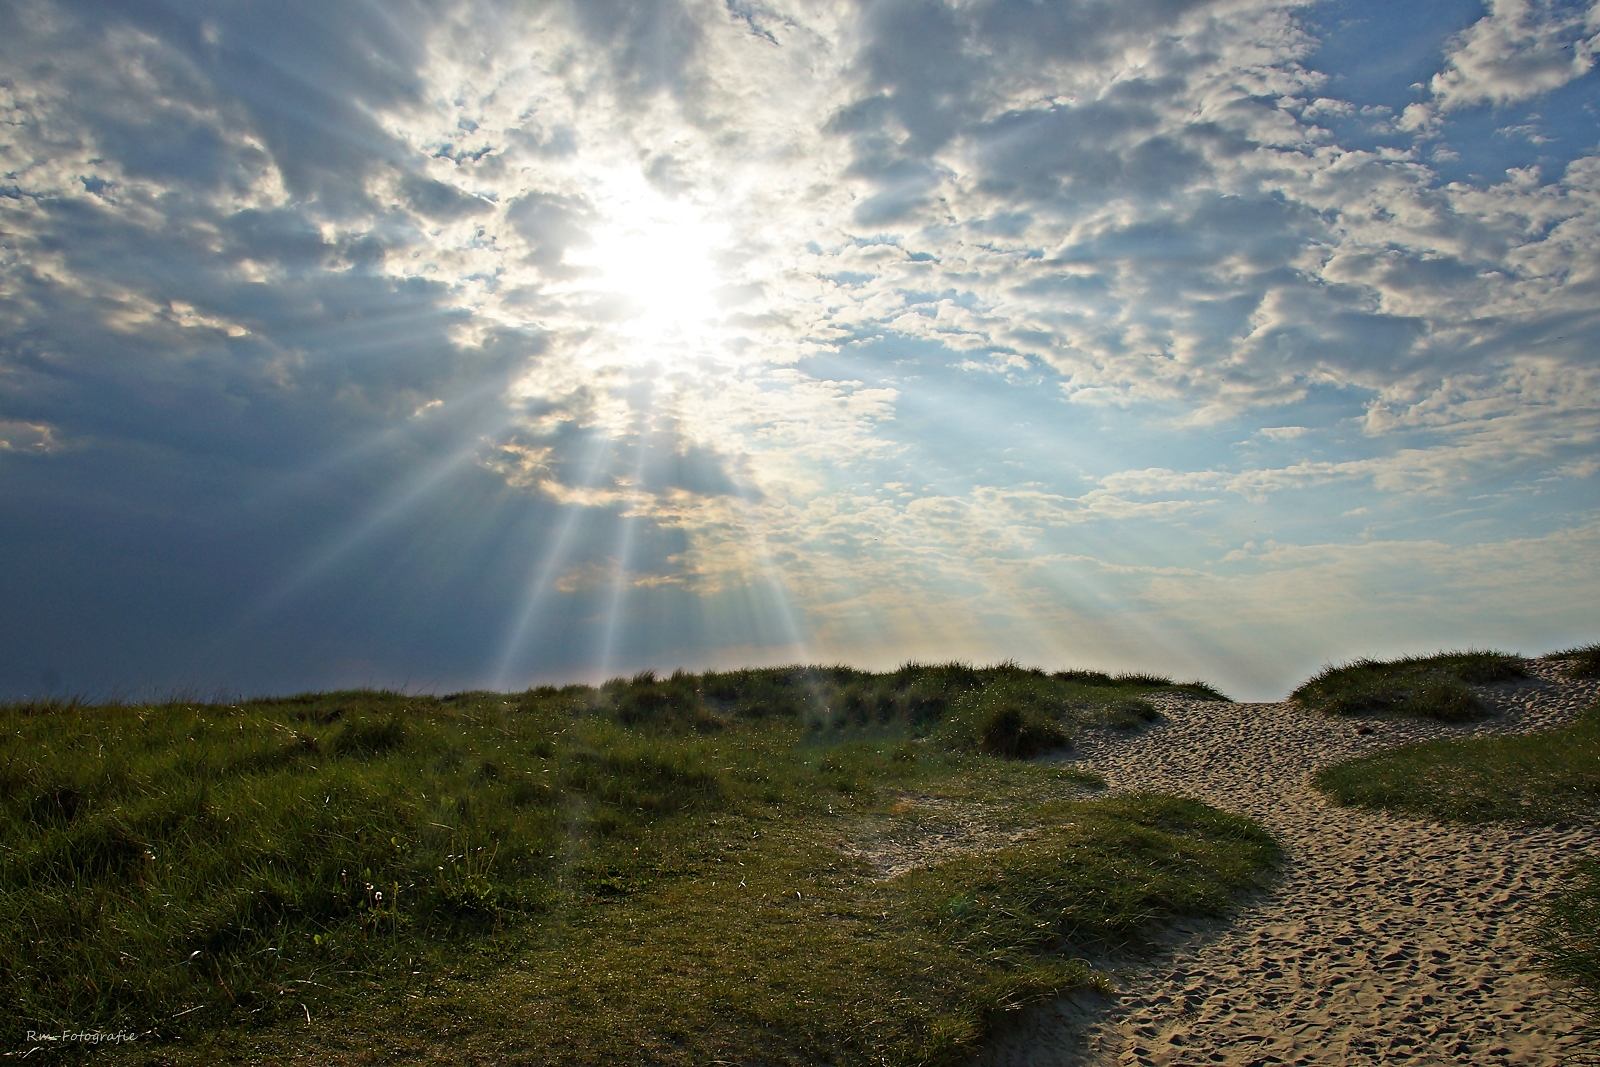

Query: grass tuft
[1548,642,1600,679]
[1532,861,1600,1020]
[978,703,1068,758]
[1290,649,1527,721]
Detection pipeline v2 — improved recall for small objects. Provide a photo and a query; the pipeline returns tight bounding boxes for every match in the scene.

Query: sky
[2,0,1599,701]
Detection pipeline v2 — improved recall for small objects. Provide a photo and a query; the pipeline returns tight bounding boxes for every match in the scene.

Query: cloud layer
[2,0,1597,699]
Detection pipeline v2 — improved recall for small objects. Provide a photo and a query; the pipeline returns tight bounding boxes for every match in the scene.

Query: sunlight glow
[565,177,727,367]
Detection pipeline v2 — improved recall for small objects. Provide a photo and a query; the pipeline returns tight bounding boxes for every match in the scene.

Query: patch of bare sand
[976,660,1600,1067]
[840,792,1046,879]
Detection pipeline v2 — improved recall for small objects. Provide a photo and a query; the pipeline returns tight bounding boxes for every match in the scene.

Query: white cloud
[1429,0,1600,111]
[4,0,1600,693]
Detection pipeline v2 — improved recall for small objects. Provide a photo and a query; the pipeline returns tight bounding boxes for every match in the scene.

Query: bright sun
[566,177,725,366]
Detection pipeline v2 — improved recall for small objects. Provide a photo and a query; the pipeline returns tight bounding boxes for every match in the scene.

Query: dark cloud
[568,0,703,98]
[1237,280,1430,376]
[973,89,1199,202]
[846,0,1220,155]
[856,0,983,153]
[832,1,1246,229]
[0,439,579,697]
[970,0,1217,62]
[507,192,597,271]
[5,0,442,211]
[401,174,493,221]
[639,438,746,498]
[851,159,945,225]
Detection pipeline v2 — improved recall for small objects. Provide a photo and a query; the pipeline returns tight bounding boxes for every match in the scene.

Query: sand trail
[977,661,1600,1067]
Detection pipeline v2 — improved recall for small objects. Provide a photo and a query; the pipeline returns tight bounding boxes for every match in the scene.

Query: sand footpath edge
[975,660,1600,1067]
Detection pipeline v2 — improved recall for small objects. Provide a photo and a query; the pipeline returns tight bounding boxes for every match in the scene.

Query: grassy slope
[1313,700,1600,824]
[1,664,1271,1065]
[1314,687,1600,1019]
[1548,643,1600,680]
[1291,650,1527,721]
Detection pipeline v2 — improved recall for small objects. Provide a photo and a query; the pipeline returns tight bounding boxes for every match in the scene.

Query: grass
[0,662,1269,1065]
[1314,698,1600,1019]
[1532,861,1600,1021]
[1549,643,1600,679]
[1290,649,1528,721]
[1313,700,1600,824]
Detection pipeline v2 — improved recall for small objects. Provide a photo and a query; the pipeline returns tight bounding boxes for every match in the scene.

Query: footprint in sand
[977,659,1600,1067]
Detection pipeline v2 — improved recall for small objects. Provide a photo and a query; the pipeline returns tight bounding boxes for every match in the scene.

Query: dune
[979,659,1600,1066]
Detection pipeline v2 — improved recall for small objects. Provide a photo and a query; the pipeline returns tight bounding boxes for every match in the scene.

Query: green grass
[1313,701,1600,823]
[1314,699,1600,1019]
[0,663,1269,1065]
[1291,649,1527,721]
[1549,643,1600,679]
[1532,860,1600,1021]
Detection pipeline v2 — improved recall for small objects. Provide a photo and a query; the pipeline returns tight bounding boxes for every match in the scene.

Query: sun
[566,175,726,368]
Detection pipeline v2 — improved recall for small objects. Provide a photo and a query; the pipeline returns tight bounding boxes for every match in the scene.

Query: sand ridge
[977,660,1600,1067]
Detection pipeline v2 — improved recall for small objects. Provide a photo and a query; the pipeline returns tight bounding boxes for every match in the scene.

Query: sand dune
[978,660,1600,1067]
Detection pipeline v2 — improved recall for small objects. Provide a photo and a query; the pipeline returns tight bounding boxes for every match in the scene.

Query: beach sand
[976,659,1600,1067]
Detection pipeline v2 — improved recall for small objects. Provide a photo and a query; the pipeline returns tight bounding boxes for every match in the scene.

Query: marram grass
[1549,642,1600,680]
[1533,860,1600,1022]
[0,663,1270,1065]
[1313,699,1600,825]
[1291,649,1527,721]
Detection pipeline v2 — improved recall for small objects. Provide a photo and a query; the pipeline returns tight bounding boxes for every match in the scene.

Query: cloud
[1429,0,1600,111]
[1124,519,1600,692]
[0,420,62,453]
[3,0,1599,697]
[567,0,704,99]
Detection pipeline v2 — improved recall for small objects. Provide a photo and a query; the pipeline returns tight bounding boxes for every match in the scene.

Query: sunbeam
[595,422,653,681]
[219,412,522,640]
[489,433,614,690]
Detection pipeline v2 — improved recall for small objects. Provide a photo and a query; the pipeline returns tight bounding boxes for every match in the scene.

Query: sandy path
[977,661,1600,1067]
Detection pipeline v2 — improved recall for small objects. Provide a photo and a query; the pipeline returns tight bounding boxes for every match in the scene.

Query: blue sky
[2,0,1598,700]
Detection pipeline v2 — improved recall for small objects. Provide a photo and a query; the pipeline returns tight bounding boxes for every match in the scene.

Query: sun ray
[489,434,614,690]
[219,411,523,643]
[595,422,655,681]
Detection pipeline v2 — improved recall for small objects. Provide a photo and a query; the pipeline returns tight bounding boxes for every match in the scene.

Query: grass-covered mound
[1548,642,1600,679]
[1291,650,1527,721]
[0,663,1265,1066]
[1314,699,1600,1018]
[1313,701,1600,824]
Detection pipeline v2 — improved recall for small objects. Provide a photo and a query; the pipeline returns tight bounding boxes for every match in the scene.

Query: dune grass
[1532,860,1600,1021]
[1,663,1270,1065]
[1313,700,1600,824]
[1290,649,1527,721]
[1314,698,1600,1018]
[1549,643,1600,679]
